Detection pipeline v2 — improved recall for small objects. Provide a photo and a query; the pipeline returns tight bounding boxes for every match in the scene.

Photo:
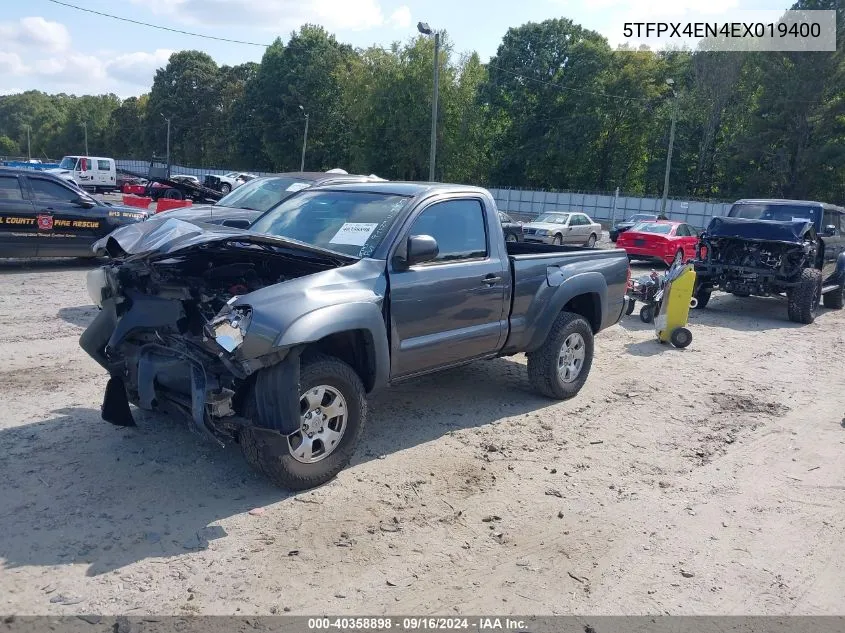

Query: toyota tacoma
[80,182,629,490]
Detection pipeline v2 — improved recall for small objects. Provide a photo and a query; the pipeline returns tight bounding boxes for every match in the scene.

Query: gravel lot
[1,258,844,616]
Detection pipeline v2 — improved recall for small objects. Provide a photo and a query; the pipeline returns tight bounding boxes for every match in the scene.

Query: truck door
[821,208,843,279]
[0,173,38,257]
[388,197,509,378]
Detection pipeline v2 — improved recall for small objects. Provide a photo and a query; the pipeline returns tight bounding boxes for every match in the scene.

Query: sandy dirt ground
[1,257,844,616]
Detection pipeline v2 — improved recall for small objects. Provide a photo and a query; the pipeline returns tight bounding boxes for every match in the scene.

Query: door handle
[482,275,502,286]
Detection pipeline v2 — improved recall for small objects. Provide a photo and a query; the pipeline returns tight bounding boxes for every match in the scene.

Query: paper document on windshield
[330,223,379,246]
[286,182,311,192]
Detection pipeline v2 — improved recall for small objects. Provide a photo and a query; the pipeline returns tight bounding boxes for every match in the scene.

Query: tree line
[1,0,842,203]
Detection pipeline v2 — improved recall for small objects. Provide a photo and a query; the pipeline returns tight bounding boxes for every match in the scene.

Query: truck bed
[502,242,629,355]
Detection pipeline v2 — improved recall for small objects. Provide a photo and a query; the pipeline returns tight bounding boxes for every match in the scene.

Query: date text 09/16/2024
[307,618,528,631]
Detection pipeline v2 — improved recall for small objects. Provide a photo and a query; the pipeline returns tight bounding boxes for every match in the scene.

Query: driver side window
[409,199,488,263]
[29,178,78,203]
[823,210,840,235]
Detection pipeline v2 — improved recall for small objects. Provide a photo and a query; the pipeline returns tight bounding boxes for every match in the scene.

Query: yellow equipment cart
[653,263,696,348]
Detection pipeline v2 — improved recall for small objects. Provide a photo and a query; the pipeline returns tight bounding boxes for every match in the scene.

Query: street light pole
[660,80,678,215]
[83,121,89,155]
[299,105,309,172]
[25,125,31,161]
[161,114,171,167]
[418,21,440,182]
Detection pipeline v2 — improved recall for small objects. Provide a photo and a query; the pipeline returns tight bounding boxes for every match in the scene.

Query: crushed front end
[79,222,346,444]
[694,216,818,296]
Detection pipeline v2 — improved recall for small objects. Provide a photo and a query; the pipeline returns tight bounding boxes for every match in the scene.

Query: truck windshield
[59,156,79,170]
[217,176,315,213]
[729,203,820,225]
[536,213,569,224]
[250,191,410,258]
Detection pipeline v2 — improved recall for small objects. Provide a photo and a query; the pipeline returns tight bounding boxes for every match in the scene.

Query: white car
[523,211,602,248]
[203,171,257,194]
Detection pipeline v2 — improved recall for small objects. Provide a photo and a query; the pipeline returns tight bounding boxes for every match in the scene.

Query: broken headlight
[86,266,112,308]
[207,306,252,353]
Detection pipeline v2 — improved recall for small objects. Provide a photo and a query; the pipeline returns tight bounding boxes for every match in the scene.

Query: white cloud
[134,0,409,32]
[0,52,27,76]
[0,17,72,53]
[387,6,412,29]
[106,49,174,86]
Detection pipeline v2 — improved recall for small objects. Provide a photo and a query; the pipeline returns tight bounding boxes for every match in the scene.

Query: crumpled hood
[93,216,354,263]
[706,216,815,243]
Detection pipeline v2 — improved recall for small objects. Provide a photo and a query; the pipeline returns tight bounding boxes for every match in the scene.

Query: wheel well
[563,293,601,333]
[302,330,376,392]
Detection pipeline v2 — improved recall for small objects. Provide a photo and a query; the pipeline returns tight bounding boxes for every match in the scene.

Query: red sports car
[615,220,700,266]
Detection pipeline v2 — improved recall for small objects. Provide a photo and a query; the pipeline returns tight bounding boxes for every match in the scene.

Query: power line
[45,0,269,47]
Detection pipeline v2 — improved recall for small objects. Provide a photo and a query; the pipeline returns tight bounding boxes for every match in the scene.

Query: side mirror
[221,218,250,229]
[395,235,439,268]
[73,196,95,209]
[823,224,837,236]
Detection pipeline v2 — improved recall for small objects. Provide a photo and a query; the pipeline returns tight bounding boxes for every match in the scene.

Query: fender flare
[524,271,607,354]
[274,302,390,391]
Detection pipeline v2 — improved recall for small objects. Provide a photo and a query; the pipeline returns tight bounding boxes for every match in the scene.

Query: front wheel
[672,249,684,266]
[625,299,636,316]
[552,234,563,246]
[239,354,366,491]
[527,312,594,400]
[220,183,232,194]
[639,304,655,323]
[585,233,597,248]
[787,268,822,324]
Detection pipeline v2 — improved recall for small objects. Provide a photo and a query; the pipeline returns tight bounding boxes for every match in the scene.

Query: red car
[615,220,700,266]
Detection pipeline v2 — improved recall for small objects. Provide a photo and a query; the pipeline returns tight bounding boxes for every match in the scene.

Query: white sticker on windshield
[792,217,807,222]
[329,223,379,246]
[286,182,310,192]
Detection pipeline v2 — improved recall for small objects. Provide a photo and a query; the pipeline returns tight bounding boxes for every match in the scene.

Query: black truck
[80,182,629,490]
[694,199,845,323]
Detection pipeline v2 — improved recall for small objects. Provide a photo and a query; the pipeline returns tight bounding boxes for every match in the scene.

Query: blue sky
[0,0,785,98]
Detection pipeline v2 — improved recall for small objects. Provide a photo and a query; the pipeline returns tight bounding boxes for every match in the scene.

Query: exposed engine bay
[695,217,818,296]
[83,244,340,442]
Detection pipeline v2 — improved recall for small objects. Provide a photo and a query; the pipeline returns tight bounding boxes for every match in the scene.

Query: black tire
[552,234,563,245]
[239,354,366,491]
[527,312,594,400]
[822,281,845,309]
[585,233,597,248]
[625,299,636,316]
[787,268,822,324]
[639,304,654,323]
[693,286,711,309]
[164,188,183,200]
[610,235,618,243]
[670,327,693,348]
[506,233,518,243]
[220,183,232,194]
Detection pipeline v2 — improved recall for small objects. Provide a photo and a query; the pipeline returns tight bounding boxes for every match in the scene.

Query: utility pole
[82,121,89,155]
[418,22,440,181]
[25,125,31,161]
[299,106,309,172]
[161,114,171,167]
[660,79,678,215]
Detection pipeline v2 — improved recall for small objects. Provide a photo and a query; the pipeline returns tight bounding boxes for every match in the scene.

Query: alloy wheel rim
[288,385,348,464]
[557,333,586,383]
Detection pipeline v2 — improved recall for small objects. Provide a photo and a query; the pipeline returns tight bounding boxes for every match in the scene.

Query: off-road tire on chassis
[239,354,367,491]
[527,312,594,400]
[787,268,823,324]
[692,285,711,309]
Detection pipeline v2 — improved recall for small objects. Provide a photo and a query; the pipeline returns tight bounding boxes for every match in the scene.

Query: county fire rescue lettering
[0,216,100,230]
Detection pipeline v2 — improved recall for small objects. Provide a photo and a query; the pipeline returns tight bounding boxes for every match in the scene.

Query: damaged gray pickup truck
[81,182,628,490]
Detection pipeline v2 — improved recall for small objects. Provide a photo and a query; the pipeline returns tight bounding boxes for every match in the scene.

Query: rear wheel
[625,299,636,316]
[164,188,183,200]
[527,312,594,400]
[506,233,518,243]
[239,354,366,490]
[787,268,822,324]
[585,234,597,248]
[672,249,684,266]
[822,280,845,309]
